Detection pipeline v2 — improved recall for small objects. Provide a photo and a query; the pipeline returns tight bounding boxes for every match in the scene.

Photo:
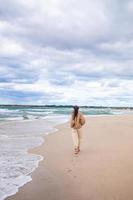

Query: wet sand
[7,115,133,200]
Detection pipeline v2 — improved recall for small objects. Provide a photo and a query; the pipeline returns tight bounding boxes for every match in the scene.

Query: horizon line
[0,104,133,109]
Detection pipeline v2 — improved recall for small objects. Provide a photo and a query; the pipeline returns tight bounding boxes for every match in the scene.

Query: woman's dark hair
[73,105,79,120]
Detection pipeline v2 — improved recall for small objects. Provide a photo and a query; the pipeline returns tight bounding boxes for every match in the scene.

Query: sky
[0,0,133,106]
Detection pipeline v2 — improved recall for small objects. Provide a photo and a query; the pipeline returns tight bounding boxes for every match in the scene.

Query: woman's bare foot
[77,146,80,153]
[74,147,79,154]
[74,147,80,154]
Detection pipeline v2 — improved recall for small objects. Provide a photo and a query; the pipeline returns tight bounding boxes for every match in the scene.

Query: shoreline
[0,118,67,200]
[6,115,133,200]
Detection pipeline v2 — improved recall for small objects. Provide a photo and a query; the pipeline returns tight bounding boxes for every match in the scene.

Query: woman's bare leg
[77,129,82,152]
[72,129,79,153]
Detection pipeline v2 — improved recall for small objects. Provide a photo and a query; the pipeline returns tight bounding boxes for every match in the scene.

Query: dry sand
[7,115,133,200]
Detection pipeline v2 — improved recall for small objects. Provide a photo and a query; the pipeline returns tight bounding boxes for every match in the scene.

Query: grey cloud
[0,0,110,48]
[0,0,133,50]
[0,0,133,105]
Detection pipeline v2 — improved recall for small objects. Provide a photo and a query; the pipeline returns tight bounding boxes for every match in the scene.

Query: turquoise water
[0,105,132,122]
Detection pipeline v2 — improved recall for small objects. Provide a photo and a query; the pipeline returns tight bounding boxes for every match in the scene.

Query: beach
[6,115,133,200]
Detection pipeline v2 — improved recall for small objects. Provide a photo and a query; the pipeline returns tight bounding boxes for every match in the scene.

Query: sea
[0,105,132,200]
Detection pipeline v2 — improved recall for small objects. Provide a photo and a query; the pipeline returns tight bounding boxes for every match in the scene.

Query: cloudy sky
[0,0,133,106]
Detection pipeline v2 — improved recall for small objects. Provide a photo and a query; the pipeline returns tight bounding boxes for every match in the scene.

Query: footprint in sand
[67,169,72,172]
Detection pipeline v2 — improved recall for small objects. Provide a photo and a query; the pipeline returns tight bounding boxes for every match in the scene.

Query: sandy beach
[6,115,133,200]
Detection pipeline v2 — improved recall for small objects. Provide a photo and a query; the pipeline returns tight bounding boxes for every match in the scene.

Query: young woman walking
[70,106,85,154]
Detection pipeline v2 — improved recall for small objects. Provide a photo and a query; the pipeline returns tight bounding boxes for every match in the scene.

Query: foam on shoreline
[0,116,68,200]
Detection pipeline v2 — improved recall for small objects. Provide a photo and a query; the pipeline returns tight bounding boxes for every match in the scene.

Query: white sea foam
[0,116,68,200]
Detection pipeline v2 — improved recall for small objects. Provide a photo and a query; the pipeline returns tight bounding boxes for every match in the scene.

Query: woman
[70,106,85,154]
